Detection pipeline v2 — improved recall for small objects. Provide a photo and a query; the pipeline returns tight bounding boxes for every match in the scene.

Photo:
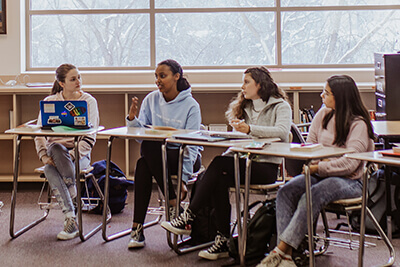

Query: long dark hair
[157,59,190,92]
[51,64,77,95]
[322,75,374,146]
[226,66,288,120]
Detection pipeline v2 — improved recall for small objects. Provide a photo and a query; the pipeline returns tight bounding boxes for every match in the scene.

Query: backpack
[228,199,277,265]
[350,166,400,234]
[82,160,134,214]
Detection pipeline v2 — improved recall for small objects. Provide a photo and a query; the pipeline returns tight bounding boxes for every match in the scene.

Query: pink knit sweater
[307,107,374,180]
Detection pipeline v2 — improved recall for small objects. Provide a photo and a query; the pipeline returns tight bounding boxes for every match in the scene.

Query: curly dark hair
[226,66,288,120]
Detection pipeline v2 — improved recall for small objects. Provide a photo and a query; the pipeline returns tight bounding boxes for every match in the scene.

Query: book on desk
[290,143,323,152]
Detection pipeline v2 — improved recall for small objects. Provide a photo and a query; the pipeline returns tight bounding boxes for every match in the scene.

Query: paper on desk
[51,125,91,132]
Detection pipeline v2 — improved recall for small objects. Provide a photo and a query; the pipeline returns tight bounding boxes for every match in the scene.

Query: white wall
[0,0,22,75]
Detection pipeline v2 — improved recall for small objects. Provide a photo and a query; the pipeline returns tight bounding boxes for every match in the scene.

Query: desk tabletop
[372,121,400,137]
[98,126,191,140]
[166,137,281,148]
[5,126,104,137]
[230,142,354,160]
[346,150,400,167]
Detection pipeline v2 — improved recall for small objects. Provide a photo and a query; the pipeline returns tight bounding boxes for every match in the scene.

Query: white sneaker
[198,233,229,260]
[278,257,297,267]
[256,249,282,267]
[57,217,79,240]
[161,208,195,236]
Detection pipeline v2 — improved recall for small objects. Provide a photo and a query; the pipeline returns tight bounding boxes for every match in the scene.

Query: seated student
[34,64,99,240]
[127,59,202,249]
[257,75,375,267]
[161,66,292,260]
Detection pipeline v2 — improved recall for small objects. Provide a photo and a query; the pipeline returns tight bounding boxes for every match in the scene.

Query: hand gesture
[128,96,139,121]
[229,119,250,134]
[41,155,55,166]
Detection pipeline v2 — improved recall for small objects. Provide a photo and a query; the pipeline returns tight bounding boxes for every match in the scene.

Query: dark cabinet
[375,53,400,120]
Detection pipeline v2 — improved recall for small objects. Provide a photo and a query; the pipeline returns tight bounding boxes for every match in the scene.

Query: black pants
[133,141,201,224]
[189,155,278,237]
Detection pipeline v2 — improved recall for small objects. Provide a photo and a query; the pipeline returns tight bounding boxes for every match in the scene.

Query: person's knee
[47,143,67,157]
[44,164,53,175]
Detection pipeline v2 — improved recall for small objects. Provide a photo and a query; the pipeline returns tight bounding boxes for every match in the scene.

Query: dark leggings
[189,155,278,237]
[133,141,201,224]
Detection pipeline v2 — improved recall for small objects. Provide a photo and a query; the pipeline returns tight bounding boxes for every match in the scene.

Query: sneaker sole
[57,231,79,240]
[128,240,145,249]
[160,221,191,236]
[198,250,229,260]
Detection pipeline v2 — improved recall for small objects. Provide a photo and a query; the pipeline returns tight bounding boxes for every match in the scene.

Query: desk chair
[10,165,111,240]
[318,163,395,266]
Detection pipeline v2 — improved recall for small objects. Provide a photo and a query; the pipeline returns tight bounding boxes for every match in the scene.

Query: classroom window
[26,0,400,70]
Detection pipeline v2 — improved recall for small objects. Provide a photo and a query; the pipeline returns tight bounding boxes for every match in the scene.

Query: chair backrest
[291,122,306,144]
[285,123,307,177]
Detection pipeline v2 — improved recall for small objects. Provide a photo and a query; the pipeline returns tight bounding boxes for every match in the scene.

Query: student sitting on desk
[257,75,375,267]
[161,66,292,261]
[34,64,99,240]
[126,59,202,249]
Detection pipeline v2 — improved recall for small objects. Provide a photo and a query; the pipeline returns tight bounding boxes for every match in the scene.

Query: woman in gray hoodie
[161,66,292,261]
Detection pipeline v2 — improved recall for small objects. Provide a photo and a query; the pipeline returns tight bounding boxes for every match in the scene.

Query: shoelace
[65,218,77,233]
[169,206,177,219]
[171,210,190,227]
[208,235,225,253]
[131,224,143,240]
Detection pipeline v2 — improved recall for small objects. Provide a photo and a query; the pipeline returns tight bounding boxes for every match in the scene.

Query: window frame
[25,0,400,71]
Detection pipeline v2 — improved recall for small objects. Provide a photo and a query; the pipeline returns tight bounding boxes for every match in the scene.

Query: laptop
[40,100,91,130]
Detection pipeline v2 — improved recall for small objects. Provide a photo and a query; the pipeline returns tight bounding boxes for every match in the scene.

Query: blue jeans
[276,174,363,249]
[44,143,90,215]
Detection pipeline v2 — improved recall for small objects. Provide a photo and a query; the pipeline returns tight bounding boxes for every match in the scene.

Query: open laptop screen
[40,100,90,129]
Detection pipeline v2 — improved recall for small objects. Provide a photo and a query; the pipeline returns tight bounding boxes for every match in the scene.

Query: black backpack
[351,166,400,234]
[82,160,134,214]
[228,199,277,265]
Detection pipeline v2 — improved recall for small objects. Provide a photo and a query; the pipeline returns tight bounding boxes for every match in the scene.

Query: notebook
[40,100,91,130]
[173,130,251,142]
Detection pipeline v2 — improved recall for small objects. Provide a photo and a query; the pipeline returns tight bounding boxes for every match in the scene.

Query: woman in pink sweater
[257,75,375,267]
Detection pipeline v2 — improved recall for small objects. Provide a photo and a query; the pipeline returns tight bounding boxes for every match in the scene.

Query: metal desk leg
[304,163,315,267]
[358,166,368,267]
[75,137,110,241]
[101,136,127,242]
[234,153,244,266]
[240,154,253,266]
[165,144,213,254]
[359,165,395,266]
[385,165,393,241]
[10,135,50,238]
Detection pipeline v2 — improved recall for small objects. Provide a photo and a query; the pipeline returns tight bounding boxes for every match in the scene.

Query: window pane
[30,14,150,68]
[155,0,274,8]
[30,0,149,10]
[282,10,400,65]
[156,12,276,66]
[282,0,399,6]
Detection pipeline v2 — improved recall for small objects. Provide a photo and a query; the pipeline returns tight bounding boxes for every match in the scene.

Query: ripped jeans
[44,143,90,215]
[276,174,363,249]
